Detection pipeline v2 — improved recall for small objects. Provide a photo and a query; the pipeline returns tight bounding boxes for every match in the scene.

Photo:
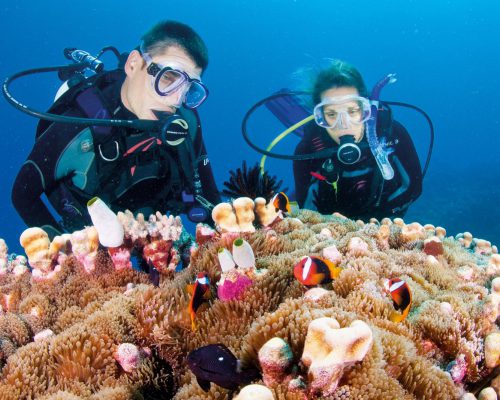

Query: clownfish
[384,278,412,323]
[293,256,342,287]
[187,272,212,331]
[272,192,291,214]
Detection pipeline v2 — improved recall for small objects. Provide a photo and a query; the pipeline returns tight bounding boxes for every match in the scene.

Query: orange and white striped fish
[384,278,412,323]
[293,256,342,287]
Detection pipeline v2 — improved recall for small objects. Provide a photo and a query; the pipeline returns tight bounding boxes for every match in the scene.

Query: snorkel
[367,74,397,180]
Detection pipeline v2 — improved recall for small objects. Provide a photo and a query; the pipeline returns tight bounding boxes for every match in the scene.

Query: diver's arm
[12,160,64,235]
[194,130,221,206]
[12,108,89,237]
[384,121,423,210]
[293,140,317,207]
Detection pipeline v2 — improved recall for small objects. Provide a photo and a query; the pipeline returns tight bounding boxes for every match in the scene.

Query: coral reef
[0,201,498,399]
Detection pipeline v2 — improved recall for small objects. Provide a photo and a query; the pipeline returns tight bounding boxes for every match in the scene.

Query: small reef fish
[272,191,291,213]
[293,256,342,287]
[187,343,260,392]
[187,272,211,331]
[148,261,161,287]
[384,278,412,323]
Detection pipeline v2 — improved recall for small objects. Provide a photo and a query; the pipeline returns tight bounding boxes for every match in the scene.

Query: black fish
[187,344,260,392]
[148,260,160,287]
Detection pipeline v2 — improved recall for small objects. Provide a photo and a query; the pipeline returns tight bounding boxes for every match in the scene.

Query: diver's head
[121,21,209,120]
[312,59,368,104]
[312,60,369,146]
[315,86,370,145]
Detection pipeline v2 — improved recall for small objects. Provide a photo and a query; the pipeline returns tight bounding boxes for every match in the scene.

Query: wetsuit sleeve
[12,161,63,232]
[193,130,221,206]
[383,121,423,213]
[11,109,86,236]
[293,139,317,207]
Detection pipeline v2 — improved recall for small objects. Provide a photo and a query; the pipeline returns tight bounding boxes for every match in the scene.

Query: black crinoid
[222,161,285,201]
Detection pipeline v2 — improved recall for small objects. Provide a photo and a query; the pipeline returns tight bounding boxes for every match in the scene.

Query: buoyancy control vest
[304,107,397,216]
[35,70,202,230]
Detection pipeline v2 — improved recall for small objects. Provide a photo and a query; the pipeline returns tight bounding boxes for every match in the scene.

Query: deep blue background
[1,0,499,253]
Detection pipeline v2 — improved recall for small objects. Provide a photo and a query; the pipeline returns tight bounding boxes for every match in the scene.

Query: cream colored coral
[254,197,281,227]
[478,387,497,400]
[487,254,500,277]
[347,237,370,257]
[376,224,391,249]
[484,277,500,323]
[475,239,494,256]
[234,384,275,400]
[212,197,256,233]
[233,197,256,232]
[460,232,474,248]
[485,333,500,369]
[19,227,52,272]
[400,222,426,242]
[212,202,240,232]
[435,226,447,239]
[304,288,329,301]
[258,337,293,385]
[322,244,342,264]
[301,317,373,396]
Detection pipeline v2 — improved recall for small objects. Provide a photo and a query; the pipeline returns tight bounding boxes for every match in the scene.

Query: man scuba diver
[6,21,220,238]
[242,59,432,222]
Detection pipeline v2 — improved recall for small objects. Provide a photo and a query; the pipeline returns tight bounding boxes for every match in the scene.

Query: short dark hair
[312,59,368,104]
[141,20,208,71]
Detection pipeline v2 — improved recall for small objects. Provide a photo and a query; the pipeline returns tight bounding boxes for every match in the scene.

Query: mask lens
[314,96,371,128]
[155,69,185,95]
[184,82,208,109]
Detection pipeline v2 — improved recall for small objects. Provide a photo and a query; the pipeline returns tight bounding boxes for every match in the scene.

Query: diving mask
[313,95,371,129]
[140,48,208,109]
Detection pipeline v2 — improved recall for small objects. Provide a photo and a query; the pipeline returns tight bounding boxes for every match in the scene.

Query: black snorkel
[2,46,177,135]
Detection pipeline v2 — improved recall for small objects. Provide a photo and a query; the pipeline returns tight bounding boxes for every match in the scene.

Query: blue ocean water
[1,0,499,254]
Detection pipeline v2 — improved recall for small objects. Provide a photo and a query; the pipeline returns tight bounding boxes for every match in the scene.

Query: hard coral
[301,318,373,396]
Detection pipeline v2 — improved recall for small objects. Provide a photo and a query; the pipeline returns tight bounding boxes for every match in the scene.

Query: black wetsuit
[12,70,220,237]
[293,119,422,221]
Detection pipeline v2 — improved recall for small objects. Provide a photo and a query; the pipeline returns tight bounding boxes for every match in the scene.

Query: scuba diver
[242,59,433,222]
[5,21,220,238]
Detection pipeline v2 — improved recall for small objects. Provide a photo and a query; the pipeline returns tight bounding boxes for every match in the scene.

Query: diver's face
[321,86,365,145]
[121,46,202,120]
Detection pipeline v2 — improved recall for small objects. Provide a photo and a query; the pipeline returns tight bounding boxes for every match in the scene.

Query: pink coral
[446,354,467,384]
[195,223,217,246]
[347,237,370,257]
[258,337,294,386]
[108,246,132,271]
[322,244,342,264]
[34,329,54,342]
[424,236,444,256]
[217,270,253,302]
[143,239,176,274]
[113,343,151,373]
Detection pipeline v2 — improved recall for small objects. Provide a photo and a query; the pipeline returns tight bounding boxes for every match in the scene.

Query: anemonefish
[272,192,291,214]
[187,272,212,331]
[293,256,342,287]
[384,278,412,323]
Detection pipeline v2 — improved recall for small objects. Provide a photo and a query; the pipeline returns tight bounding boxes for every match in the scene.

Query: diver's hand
[312,183,336,214]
